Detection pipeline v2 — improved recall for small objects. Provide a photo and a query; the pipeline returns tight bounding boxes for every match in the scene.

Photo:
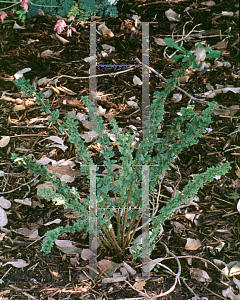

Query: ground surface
[0,0,239,299]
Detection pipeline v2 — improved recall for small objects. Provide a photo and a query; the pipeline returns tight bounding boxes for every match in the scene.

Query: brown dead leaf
[52,33,69,44]
[14,228,39,239]
[212,40,228,50]
[185,238,202,250]
[153,37,166,46]
[47,164,83,182]
[98,24,114,39]
[40,49,54,58]
[0,136,10,148]
[57,86,77,95]
[190,268,212,283]
[133,276,146,291]
[98,259,121,277]
[81,120,97,130]
[63,98,85,109]
[55,240,82,254]
[13,104,25,111]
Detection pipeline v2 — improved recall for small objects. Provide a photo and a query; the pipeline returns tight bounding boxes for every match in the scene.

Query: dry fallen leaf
[3,259,29,268]
[194,47,206,65]
[55,240,82,254]
[0,207,8,227]
[0,136,10,148]
[222,261,240,276]
[185,238,202,250]
[40,49,54,58]
[122,261,136,275]
[98,259,121,277]
[201,0,216,6]
[63,98,85,109]
[0,197,11,209]
[222,286,240,300]
[133,75,142,85]
[98,24,114,39]
[80,130,99,143]
[14,228,39,239]
[190,268,212,283]
[54,33,69,44]
[47,164,82,183]
[57,86,77,95]
[133,276,146,291]
[165,8,180,22]
[237,199,240,213]
[81,249,96,261]
[44,219,61,226]
[13,104,25,111]
[153,37,166,46]
[212,40,228,50]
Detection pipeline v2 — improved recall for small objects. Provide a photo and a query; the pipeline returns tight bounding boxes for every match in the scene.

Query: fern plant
[12,39,230,259]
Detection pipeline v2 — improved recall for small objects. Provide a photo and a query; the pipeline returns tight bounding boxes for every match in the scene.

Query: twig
[49,67,135,85]
[0,176,39,195]
[124,279,151,299]
[149,241,181,299]
[135,57,229,111]
[163,255,230,280]
[8,284,38,300]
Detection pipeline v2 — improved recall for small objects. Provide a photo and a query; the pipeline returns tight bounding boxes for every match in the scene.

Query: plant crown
[12,39,230,259]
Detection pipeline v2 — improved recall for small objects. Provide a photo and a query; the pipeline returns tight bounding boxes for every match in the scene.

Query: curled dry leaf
[37,77,50,86]
[57,86,76,95]
[44,218,61,226]
[81,120,97,131]
[47,164,82,183]
[63,99,85,109]
[54,33,69,44]
[13,22,26,30]
[40,49,54,58]
[80,131,99,143]
[222,261,240,276]
[84,55,96,62]
[165,8,180,22]
[0,136,10,148]
[4,259,29,268]
[212,40,228,50]
[101,44,115,52]
[98,24,114,39]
